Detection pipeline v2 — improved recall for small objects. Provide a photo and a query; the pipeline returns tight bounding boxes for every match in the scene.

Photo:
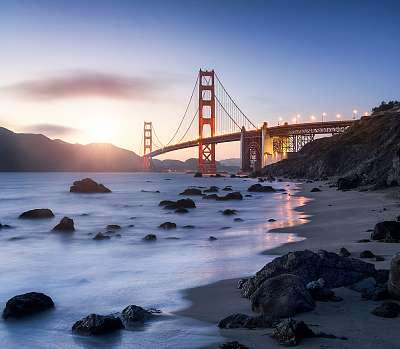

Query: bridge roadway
[146,120,355,158]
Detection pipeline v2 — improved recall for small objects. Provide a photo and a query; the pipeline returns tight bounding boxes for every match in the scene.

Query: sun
[86,118,116,143]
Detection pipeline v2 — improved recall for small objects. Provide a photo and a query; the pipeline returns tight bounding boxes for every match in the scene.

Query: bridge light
[322,112,327,123]
[310,115,316,121]
[292,117,297,124]
[336,114,341,119]
[278,117,283,126]
[352,109,358,120]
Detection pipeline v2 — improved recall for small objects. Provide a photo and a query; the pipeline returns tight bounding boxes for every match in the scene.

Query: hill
[0,127,143,171]
[263,103,400,188]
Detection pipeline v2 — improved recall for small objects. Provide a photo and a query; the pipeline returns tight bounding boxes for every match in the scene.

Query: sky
[0,0,399,160]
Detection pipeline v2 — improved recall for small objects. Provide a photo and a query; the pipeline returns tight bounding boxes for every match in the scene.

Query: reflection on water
[0,173,307,349]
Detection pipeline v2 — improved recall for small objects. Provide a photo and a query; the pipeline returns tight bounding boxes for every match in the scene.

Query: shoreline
[176,181,400,348]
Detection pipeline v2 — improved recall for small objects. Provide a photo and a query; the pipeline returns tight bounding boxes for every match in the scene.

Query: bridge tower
[198,69,216,174]
[143,121,152,170]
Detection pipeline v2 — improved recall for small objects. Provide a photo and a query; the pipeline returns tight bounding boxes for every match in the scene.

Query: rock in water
[52,217,75,232]
[247,184,276,192]
[159,222,176,230]
[70,178,111,193]
[310,187,321,192]
[250,274,315,317]
[179,188,202,195]
[339,247,351,257]
[3,292,54,319]
[241,250,376,298]
[19,208,54,219]
[106,224,121,231]
[121,305,153,326]
[72,314,123,336]
[203,186,219,193]
[271,318,315,346]
[371,302,400,318]
[371,221,400,242]
[360,250,375,258]
[222,209,237,216]
[389,253,400,299]
[216,192,243,201]
[93,232,110,240]
[143,234,157,241]
[194,172,202,177]
[175,208,189,214]
[219,341,249,349]
[176,198,196,209]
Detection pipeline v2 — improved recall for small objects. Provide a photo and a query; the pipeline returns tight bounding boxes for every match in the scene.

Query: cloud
[3,71,163,100]
[26,123,80,137]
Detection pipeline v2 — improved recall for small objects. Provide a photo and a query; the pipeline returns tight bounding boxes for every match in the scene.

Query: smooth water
[0,173,307,349]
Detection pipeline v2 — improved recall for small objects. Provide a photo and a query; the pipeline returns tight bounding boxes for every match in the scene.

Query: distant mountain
[219,158,241,167]
[0,127,143,171]
[152,157,240,172]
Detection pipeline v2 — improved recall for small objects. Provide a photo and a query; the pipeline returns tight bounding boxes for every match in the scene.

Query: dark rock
[106,224,121,230]
[220,226,231,230]
[237,278,248,289]
[209,236,218,241]
[389,253,400,299]
[248,184,276,192]
[93,232,110,240]
[120,305,153,325]
[70,178,111,193]
[159,200,176,207]
[175,208,189,214]
[3,292,54,319]
[244,194,252,197]
[234,218,244,222]
[222,186,233,191]
[179,188,203,196]
[194,172,202,177]
[339,247,351,257]
[230,174,237,178]
[141,190,160,193]
[216,192,243,201]
[143,234,157,241]
[0,223,12,229]
[361,283,389,301]
[222,209,237,216]
[310,187,321,192]
[306,279,337,302]
[360,250,375,258]
[357,239,371,243]
[176,198,196,209]
[203,194,219,200]
[19,208,54,219]
[183,225,195,229]
[159,222,176,230]
[371,302,400,318]
[371,221,400,242]
[271,318,315,346]
[337,175,361,190]
[72,314,123,335]
[219,341,249,349]
[250,274,315,317]
[218,313,272,329]
[203,186,219,193]
[268,218,276,222]
[241,250,377,298]
[52,217,75,232]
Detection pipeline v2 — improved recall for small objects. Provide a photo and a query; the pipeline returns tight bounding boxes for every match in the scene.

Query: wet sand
[176,181,400,348]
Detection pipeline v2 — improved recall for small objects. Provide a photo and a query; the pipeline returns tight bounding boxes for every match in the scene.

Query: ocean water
[0,173,307,349]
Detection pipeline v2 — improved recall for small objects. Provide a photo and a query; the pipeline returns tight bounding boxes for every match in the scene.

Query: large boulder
[271,318,315,346]
[389,253,400,299]
[247,184,275,192]
[371,302,400,318]
[250,274,315,318]
[337,174,361,190]
[371,221,400,242]
[120,305,153,326]
[72,314,123,336]
[19,209,54,219]
[241,250,376,298]
[176,198,196,208]
[3,292,54,319]
[52,217,75,232]
[70,178,111,193]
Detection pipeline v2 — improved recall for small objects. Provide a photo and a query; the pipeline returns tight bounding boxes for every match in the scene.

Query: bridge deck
[146,120,354,158]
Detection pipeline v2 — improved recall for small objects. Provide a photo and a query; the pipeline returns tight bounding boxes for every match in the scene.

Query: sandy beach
[177,181,400,348]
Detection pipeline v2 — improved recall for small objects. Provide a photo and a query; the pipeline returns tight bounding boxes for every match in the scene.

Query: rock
[209,236,218,241]
[70,178,111,193]
[159,200,176,207]
[237,278,248,289]
[248,184,275,192]
[271,318,315,346]
[219,341,249,349]
[159,222,176,230]
[244,194,252,197]
[371,302,400,318]
[203,194,219,200]
[362,283,389,301]
[179,188,203,196]
[3,292,54,319]
[204,186,219,193]
[357,239,371,243]
[143,234,157,241]
[0,223,12,229]
[339,247,351,257]
[222,186,233,191]
[310,187,321,192]
[349,277,376,293]
[306,278,337,302]
[250,274,315,317]
[389,253,400,299]
[241,250,376,298]
[72,314,123,335]
[337,174,361,190]
[234,218,244,222]
[52,217,75,232]
[360,250,375,258]
[93,232,110,240]
[106,224,121,230]
[183,225,195,229]
[268,218,276,222]
[194,172,202,177]
[175,208,189,214]
[230,174,237,178]
[176,198,196,209]
[19,208,54,219]
[120,305,153,325]
[371,221,400,242]
[218,313,273,329]
[222,209,237,216]
[216,192,243,201]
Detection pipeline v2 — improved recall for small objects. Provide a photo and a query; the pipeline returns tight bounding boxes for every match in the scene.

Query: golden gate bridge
[141,69,355,174]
